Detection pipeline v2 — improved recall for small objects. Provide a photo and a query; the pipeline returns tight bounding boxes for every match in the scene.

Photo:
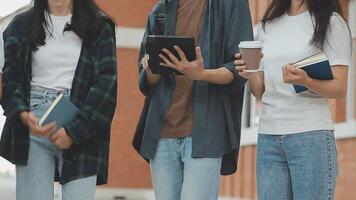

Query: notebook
[39,93,79,130]
[292,52,334,93]
[146,35,196,75]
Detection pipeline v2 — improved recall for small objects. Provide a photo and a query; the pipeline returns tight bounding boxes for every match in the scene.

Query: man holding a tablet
[133,0,253,199]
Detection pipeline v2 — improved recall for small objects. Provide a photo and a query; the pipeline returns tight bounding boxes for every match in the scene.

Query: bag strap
[155,0,167,35]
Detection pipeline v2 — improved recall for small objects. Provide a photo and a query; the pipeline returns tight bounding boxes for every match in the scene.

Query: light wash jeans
[16,86,97,200]
[257,130,338,200]
[150,136,222,200]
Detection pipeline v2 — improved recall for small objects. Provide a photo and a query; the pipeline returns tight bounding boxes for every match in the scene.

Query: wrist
[64,127,76,144]
[248,72,259,80]
[145,67,152,74]
[64,130,74,143]
[20,112,29,124]
[303,77,314,87]
[199,69,210,81]
[145,68,160,78]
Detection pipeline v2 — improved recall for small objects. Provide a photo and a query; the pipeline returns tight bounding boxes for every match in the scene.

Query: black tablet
[146,35,196,75]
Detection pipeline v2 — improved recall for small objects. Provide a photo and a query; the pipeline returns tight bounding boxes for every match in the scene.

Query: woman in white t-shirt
[0,0,117,200]
[235,0,352,199]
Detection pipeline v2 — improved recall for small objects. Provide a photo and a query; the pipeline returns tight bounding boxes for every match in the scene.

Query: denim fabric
[150,137,222,200]
[16,86,97,200]
[257,130,338,200]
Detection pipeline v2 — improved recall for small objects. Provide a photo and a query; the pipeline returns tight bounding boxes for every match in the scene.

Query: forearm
[201,67,234,85]
[19,111,28,125]
[304,78,347,99]
[249,73,265,100]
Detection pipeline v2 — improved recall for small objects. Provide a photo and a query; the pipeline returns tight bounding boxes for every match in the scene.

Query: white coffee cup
[239,41,263,72]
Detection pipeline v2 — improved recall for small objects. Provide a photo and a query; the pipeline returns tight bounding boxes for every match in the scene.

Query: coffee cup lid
[239,41,263,48]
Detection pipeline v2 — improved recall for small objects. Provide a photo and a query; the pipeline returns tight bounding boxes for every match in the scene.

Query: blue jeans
[150,137,222,200]
[16,86,97,200]
[257,130,338,200]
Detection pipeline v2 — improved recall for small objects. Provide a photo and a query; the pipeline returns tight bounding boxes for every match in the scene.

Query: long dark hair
[29,0,106,51]
[262,0,345,48]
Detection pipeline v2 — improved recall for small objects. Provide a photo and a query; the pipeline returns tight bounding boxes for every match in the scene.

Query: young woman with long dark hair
[235,0,352,199]
[0,0,117,199]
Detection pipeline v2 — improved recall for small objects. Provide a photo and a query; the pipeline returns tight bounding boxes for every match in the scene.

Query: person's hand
[235,53,259,80]
[50,128,73,150]
[141,54,152,73]
[282,63,312,86]
[141,54,161,85]
[159,46,206,81]
[20,112,56,137]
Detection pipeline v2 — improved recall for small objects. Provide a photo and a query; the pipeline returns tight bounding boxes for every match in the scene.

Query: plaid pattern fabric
[0,11,117,185]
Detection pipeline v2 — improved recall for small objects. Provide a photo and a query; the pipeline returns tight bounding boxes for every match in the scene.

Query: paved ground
[0,176,153,200]
[0,175,242,200]
[0,157,154,200]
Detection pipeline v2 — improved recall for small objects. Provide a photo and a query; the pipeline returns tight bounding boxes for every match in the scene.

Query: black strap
[155,0,167,35]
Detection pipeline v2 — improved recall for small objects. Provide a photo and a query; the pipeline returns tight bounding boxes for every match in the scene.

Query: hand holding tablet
[146,35,196,75]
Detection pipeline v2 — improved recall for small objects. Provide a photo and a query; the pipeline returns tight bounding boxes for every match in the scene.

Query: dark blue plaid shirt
[0,11,117,185]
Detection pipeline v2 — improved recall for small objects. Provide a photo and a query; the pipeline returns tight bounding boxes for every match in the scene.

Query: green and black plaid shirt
[0,11,117,185]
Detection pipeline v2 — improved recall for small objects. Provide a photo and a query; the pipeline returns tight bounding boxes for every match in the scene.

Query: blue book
[39,93,79,130]
[293,52,334,93]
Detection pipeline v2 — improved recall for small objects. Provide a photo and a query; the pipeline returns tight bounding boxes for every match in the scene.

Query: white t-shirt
[257,11,352,134]
[31,13,82,90]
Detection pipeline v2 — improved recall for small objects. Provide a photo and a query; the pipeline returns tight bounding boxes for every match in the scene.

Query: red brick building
[1,0,354,199]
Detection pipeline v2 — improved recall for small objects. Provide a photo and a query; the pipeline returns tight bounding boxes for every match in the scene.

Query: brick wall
[108,48,151,188]
[95,0,156,188]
